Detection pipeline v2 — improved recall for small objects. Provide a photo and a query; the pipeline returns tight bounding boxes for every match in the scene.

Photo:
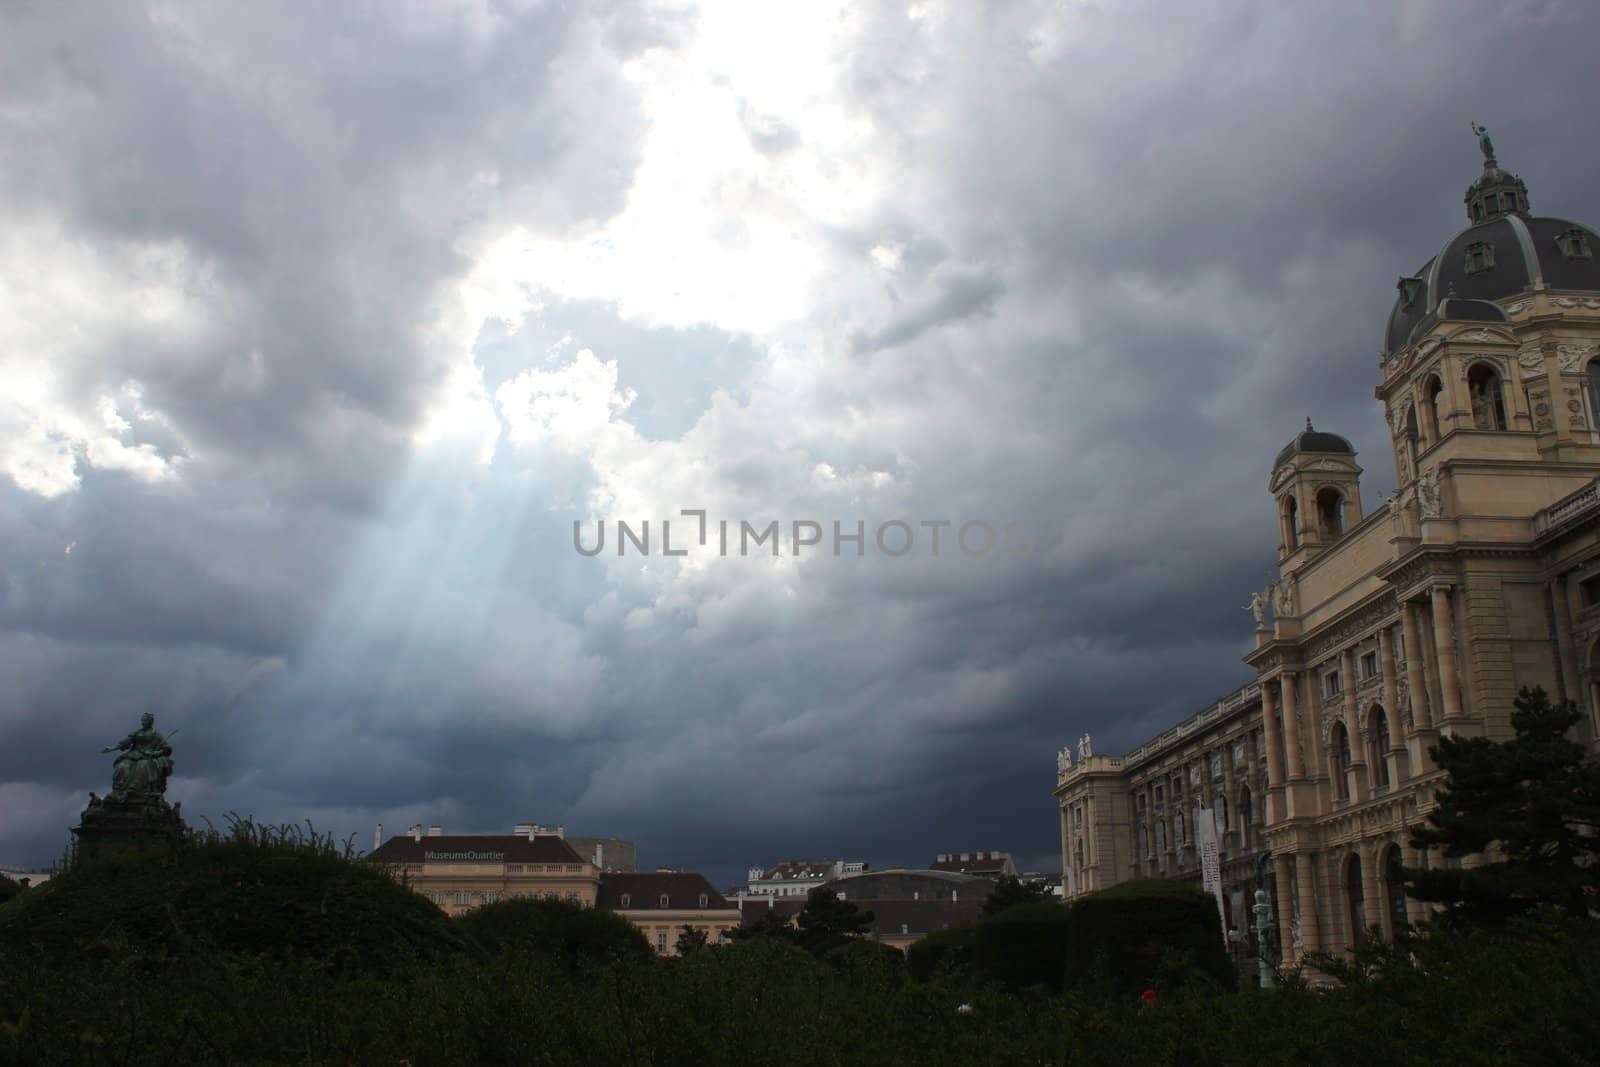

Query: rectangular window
[1360,651,1378,679]
[657,932,668,954]
[1324,671,1342,698]
[1582,575,1600,608]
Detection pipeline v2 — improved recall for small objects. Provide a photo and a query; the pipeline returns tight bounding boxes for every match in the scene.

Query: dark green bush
[1063,878,1234,997]
[905,922,978,982]
[0,817,472,972]
[454,895,651,970]
[0,906,1597,1064]
[0,875,22,907]
[973,899,1073,990]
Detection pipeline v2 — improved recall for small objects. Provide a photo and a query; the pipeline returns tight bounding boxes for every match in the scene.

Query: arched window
[1346,854,1367,947]
[1316,487,1345,540]
[1331,722,1352,800]
[699,893,709,908]
[1282,494,1299,552]
[1467,363,1508,430]
[1424,375,1444,442]
[1382,845,1408,939]
[1369,706,1391,787]
[659,893,670,909]
[1238,786,1253,850]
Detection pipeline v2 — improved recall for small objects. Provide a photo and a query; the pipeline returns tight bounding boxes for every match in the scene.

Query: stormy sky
[3,0,1598,886]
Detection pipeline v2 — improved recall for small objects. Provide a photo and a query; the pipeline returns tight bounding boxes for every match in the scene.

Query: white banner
[1195,807,1225,934]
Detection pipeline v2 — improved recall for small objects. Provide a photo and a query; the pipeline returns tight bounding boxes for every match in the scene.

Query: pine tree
[674,924,709,955]
[726,907,796,944]
[982,875,1053,916]
[1407,686,1600,923]
[794,885,874,956]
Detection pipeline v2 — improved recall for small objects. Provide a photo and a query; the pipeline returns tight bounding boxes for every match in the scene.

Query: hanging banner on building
[1195,807,1225,934]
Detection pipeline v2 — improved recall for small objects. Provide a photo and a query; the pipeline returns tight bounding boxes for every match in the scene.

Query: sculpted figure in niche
[1272,577,1297,618]
[1416,468,1442,519]
[1470,382,1494,429]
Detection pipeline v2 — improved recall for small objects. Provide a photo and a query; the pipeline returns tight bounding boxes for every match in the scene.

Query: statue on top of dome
[1471,121,1496,165]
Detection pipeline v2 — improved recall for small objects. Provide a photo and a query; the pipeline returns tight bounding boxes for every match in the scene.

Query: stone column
[1294,852,1321,955]
[1402,600,1436,772]
[1378,625,1408,781]
[1274,855,1295,966]
[1549,577,1578,702]
[1222,744,1240,852]
[1341,648,1364,799]
[1401,844,1429,928]
[1430,585,1465,724]
[1359,843,1383,942]
[1262,682,1286,793]
[1280,671,1306,779]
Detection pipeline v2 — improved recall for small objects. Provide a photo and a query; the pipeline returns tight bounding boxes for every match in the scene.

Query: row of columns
[1259,585,1466,965]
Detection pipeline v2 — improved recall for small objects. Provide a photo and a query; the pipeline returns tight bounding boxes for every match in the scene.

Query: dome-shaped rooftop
[1274,419,1355,468]
[1383,129,1600,355]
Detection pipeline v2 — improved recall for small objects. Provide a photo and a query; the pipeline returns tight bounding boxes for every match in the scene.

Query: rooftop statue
[1471,120,1495,164]
[102,712,174,802]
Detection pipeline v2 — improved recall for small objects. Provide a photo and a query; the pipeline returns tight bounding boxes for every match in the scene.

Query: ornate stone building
[1056,133,1600,965]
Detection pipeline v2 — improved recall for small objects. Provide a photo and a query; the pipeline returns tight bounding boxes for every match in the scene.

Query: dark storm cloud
[2,0,1598,891]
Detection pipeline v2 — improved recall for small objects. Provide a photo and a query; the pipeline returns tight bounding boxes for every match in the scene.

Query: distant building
[741,858,867,900]
[567,836,636,872]
[598,871,740,955]
[736,867,997,951]
[930,851,1018,878]
[368,823,597,916]
[368,822,726,952]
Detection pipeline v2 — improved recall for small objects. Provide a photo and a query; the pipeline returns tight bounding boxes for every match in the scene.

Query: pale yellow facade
[1057,148,1600,966]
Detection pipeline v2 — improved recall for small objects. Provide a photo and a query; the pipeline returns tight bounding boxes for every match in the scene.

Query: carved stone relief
[1552,297,1600,310]
[1566,386,1588,429]
[1530,388,1554,430]
[1557,342,1597,374]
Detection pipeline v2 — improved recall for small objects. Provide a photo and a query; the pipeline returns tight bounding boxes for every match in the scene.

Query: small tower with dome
[1270,418,1363,572]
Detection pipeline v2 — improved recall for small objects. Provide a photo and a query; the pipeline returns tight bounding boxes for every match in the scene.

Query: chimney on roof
[513,822,534,836]
[960,852,970,861]
[374,823,382,851]
[427,825,442,837]
[409,824,422,842]
[594,843,604,868]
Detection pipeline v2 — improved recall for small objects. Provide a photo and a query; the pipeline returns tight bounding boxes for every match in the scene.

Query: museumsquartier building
[1056,135,1600,966]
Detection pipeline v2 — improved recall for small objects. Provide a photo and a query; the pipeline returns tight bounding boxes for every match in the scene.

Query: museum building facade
[1056,136,1600,965]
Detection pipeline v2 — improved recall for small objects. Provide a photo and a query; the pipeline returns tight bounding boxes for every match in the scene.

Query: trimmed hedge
[973,900,1073,990]
[905,922,978,982]
[454,896,651,970]
[0,820,474,972]
[1064,878,1234,996]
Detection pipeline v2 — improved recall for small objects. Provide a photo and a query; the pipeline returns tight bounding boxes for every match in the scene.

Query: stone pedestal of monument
[71,794,187,857]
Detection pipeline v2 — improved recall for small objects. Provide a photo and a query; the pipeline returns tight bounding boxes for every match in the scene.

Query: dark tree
[982,875,1053,916]
[727,907,796,944]
[794,885,874,956]
[1407,686,1600,923]
[674,924,709,955]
